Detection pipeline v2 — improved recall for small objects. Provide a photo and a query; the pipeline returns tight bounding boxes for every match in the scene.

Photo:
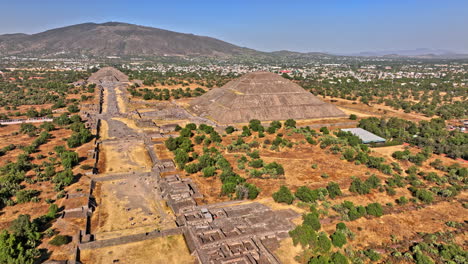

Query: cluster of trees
[125,69,236,89]
[392,147,432,166]
[288,203,355,263]
[332,200,384,221]
[131,86,206,100]
[391,231,467,264]
[0,114,88,208]
[272,183,342,205]
[165,123,260,200]
[0,70,89,113]
[348,175,381,195]
[234,151,285,179]
[66,121,93,148]
[300,73,467,119]
[320,132,394,175]
[0,144,16,157]
[359,117,467,159]
[0,203,62,263]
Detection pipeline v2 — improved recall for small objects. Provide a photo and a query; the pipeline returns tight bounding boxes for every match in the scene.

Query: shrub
[331,231,347,247]
[221,182,237,195]
[289,224,317,247]
[263,162,284,176]
[396,196,408,205]
[185,123,197,130]
[49,235,71,246]
[326,182,342,198]
[67,104,79,113]
[414,189,434,203]
[316,232,332,252]
[364,249,381,261]
[52,169,74,190]
[284,119,296,128]
[60,151,79,169]
[225,126,235,134]
[349,177,370,195]
[40,122,55,132]
[303,213,321,231]
[46,204,59,219]
[248,159,264,168]
[247,150,260,159]
[366,202,383,217]
[349,114,357,120]
[295,186,316,203]
[272,186,294,204]
[202,166,216,177]
[309,256,330,264]
[185,163,202,174]
[15,189,40,203]
[331,252,349,264]
[248,119,263,132]
[320,127,329,134]
[365,175,381,189]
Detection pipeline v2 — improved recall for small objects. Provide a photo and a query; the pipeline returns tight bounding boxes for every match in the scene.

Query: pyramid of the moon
[188,71,346,124]
[88,67,129,84]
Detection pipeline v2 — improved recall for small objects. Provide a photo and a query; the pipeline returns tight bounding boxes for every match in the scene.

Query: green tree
[303,213,321,231]
[326,182,342,198]
[272,186,294,204]
[60,151,79,169]
[285,119,296,128]
[349,177,370,195]
[248,119,263,132]
[202,166,216,177]
[316,232,332,252]
[366,202,383,217]
[331,231,347,247]
[225,126,235,134]
[331,252,349,264]
[289,224,317,247]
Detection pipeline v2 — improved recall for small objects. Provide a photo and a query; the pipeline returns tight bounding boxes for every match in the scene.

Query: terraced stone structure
[88,67,129,84]
[178,203,298,264]
[188,71,346,124]
[71,68,300,264]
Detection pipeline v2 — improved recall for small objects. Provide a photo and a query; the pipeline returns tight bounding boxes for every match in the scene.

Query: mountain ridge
[1,22,466,59]
[0,22,259,57]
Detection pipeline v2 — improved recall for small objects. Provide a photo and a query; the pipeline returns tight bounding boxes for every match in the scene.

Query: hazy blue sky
[0,0,467,53]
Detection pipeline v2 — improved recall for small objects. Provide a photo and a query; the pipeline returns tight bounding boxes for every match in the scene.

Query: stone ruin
[153,159,176,173]
[178,203,299,264]
[159,172,299,264]
[160,174,203,214]
[88,67,129,84]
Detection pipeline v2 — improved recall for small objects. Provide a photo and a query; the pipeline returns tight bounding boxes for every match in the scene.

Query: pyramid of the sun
[88,67,129,84]
[188,71,346,124]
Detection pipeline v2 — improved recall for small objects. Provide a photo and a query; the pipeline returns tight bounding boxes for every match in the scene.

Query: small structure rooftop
[341,128,386,144]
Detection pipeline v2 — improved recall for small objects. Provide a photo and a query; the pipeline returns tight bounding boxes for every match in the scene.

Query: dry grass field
[90,177,175,239]
[80,235,195,264]
[99,141,151,173]
[322,97,432,122]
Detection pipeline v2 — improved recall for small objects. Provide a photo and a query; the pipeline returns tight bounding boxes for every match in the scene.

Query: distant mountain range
[344,48,468,59]
[0,22,258,57]
[0,22,466,59]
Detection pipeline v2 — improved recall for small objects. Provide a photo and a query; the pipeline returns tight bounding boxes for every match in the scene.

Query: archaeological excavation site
[54,67,306,264]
